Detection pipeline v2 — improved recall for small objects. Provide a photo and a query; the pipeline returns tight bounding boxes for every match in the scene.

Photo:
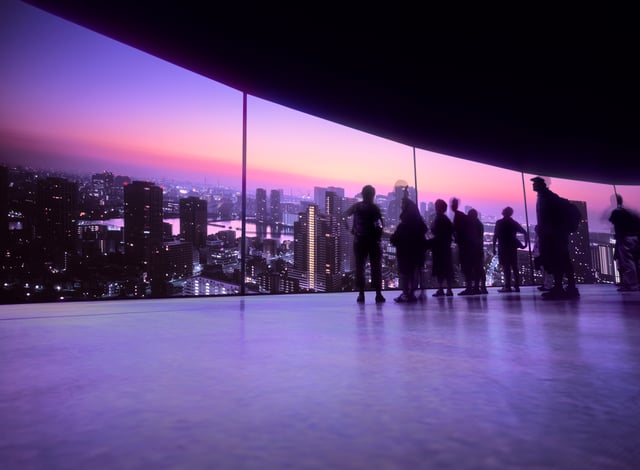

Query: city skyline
[0,163,620,304]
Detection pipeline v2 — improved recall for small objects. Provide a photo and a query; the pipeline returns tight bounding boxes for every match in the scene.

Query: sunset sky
[1,0,637,233]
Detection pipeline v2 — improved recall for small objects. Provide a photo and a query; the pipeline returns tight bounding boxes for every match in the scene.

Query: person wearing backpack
[609,194,640,292]
[344,184,386,304]
[531,176,580,300]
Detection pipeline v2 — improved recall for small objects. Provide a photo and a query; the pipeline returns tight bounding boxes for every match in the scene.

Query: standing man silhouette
[531,176,579,299]
[345,185,386,304]
[493,206,529,292]
[608,194,640,291]
[429,198,455,297]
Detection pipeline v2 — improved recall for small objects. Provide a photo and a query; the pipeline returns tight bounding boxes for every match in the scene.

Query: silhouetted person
[451,197,473,295]
[428,198,454,297]
[344,184,386,303]
[493,206,529,292]
[390,188,428,303]
[467,208,487,294]
[608,194,640,292]
[531,176,579,299]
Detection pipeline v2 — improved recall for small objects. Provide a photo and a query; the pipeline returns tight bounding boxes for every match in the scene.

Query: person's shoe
[446,289,454,296]
[375,293,386,304]
[565,286,580,299]
[513,286,520,292]
[498,287,512,293]
[394,294,407,303]
[618,286,639,292]
[480,287,489,294]
[432,289,445,297]
[471,287,481,295]
[357,293,365,303]
[541,287,566,300]
[458,289,473,296]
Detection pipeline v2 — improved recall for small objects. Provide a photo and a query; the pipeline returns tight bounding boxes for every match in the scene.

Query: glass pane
[246,95,415,296]
[1,1,243,301]
[523,174,619,286]
[414,150,531,289]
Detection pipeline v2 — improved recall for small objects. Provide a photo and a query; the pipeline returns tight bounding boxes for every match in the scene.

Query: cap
[530,176,546,185]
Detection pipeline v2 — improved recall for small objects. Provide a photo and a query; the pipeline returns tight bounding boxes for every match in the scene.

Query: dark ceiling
[25,1,640,185]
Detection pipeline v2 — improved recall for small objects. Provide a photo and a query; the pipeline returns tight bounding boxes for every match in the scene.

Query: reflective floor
[1,285,640,469]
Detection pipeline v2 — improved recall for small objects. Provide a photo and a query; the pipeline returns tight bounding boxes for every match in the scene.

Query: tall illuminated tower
[293,204,319,291]
[323,190,343,291]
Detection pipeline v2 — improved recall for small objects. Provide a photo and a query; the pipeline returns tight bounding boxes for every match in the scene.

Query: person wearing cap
[531,176,580,299]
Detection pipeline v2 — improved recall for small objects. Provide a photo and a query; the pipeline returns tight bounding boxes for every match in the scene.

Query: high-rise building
[0,165,8,249]
[123,180,163,268]
[269,189,282,224]
[179,196,208,249]
[323,191,344,290]
[293,204,319,291]
[158,240,195,281]
[35,176,79,268]
[256,188,268,223]
[569,200,594,283]
[314,186,344,208]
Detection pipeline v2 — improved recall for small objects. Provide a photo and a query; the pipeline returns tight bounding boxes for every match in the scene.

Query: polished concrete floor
[1,285,639,469]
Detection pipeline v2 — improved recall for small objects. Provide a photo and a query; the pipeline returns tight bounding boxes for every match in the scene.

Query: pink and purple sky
[1,0,637,232]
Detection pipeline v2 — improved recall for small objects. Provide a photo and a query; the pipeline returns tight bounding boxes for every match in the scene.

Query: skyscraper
[35,176,79,269]
[124,180,163,268]
[256,188,268,223]
[293,204,319,291]
[0,165,8,250]
[323,191,344,290]
[269,189,282,224]
[180,196,208,249]
[569,200,594,283]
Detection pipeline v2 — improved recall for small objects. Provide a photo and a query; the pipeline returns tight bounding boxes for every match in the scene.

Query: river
[84,218,294,242]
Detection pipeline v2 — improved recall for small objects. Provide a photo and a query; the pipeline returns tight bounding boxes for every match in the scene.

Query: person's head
[361,185,375,203]
[450,197,459,211]
[435,198,447,214]
[502,206,514,217]
[400,198,420,222]
[531,176,547,192]
[468,208,478,219]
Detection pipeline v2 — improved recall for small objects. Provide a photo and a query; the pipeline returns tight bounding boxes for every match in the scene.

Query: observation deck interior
[2,285,639,469]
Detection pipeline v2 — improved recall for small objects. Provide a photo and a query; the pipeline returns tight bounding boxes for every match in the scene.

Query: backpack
[560,197,582,233]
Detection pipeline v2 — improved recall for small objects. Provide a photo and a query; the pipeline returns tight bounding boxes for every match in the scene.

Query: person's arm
[343,204,355,230]
[517,223,529,248]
